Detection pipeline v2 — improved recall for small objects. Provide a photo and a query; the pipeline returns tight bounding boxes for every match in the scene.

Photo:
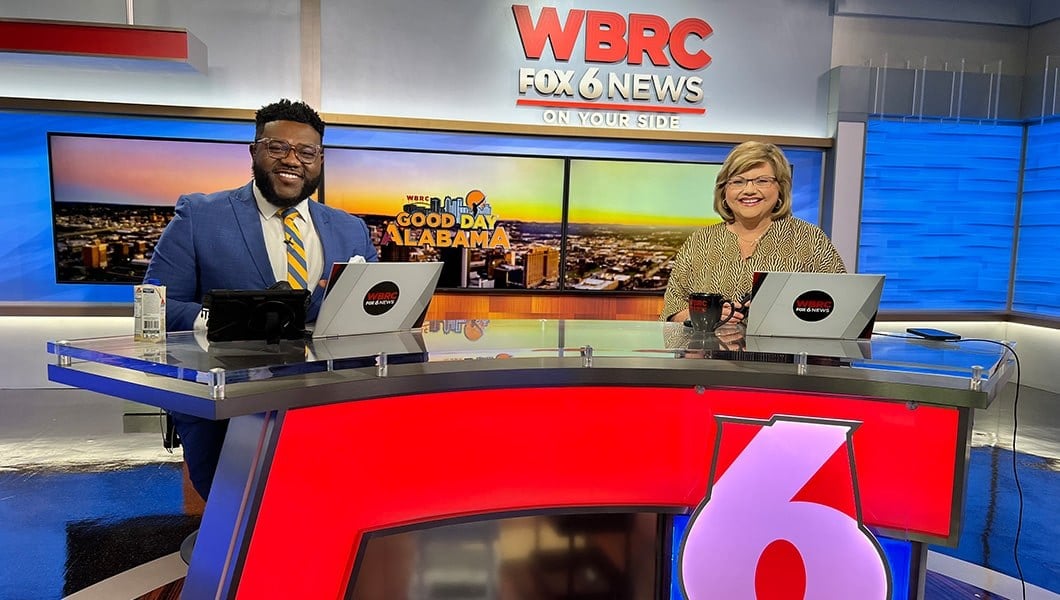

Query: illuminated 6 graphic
[680,418,890,599]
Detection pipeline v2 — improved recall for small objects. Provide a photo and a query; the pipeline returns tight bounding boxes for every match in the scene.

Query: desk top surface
[47,319,1015,417]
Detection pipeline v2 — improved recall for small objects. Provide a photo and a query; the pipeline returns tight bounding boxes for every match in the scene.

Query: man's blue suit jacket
[145,182,379,331]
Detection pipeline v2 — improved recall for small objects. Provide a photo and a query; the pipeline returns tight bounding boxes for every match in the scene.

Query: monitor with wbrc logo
[311,261,443,338]
[744,272,885,340]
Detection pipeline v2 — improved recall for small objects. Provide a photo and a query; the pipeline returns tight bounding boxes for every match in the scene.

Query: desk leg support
[912,541,929,600]
[183,411,281,599]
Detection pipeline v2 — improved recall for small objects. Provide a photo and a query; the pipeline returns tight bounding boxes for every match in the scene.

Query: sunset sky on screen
[568,160,723,227]
[50,136,250,206]
[50,137,723,228]
[323,148,564,222]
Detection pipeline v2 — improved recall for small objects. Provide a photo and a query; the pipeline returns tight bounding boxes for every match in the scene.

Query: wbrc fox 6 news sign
[512,4,711,130]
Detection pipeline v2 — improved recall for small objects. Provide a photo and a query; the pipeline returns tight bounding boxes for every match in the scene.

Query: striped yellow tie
[280,208,308,289]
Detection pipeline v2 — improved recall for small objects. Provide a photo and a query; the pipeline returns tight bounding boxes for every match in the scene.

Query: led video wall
[49,134,249,285]
[1,108,826,304]
[18,106,1060,318]
[565,159,722,292]
[36,116,826,297]
[322,147,566,290]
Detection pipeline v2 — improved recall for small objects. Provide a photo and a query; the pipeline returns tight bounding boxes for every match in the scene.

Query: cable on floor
[964,338,1025,600]
[871,331,1027,600]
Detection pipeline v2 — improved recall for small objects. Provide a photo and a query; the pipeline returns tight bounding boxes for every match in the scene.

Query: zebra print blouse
[660,217,847,321]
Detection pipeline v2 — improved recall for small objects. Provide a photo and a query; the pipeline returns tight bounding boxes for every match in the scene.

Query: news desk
[47,320,1014,600]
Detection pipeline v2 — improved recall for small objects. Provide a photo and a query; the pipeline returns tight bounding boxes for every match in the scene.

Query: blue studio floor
[933,447,1060,590]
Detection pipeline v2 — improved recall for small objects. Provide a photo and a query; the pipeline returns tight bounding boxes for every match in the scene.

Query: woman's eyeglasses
[723,176,777,190]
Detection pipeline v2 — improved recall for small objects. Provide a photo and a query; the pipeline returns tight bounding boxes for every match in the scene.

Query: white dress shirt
[252,183,324,293]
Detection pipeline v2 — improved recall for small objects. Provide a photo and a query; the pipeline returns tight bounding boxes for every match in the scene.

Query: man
[145,99,378,501]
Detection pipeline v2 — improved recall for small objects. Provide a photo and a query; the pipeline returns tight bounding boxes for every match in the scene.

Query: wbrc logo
[363,281,399,316]
[512,5,711,69]
[679,417,890,599]
[512,4,711,130]
[792,290,835,322]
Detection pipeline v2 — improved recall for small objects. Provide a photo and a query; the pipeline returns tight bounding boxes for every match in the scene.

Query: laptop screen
[312,262,443,338]
[743,272,885,340]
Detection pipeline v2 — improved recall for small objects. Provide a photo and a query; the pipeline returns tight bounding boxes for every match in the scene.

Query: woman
[660,141,846,324]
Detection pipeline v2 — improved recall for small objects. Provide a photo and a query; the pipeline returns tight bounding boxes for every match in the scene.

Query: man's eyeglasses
[724,176,777,190]
[255,138,323,164]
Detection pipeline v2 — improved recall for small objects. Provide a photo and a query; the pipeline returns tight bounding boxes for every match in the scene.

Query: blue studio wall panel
[1013,120,1060,317]
[859,120,1022,311]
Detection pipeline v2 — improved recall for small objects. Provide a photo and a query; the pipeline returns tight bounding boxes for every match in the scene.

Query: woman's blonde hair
[713,141,793,223]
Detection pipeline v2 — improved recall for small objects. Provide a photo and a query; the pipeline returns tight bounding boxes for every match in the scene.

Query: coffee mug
[688,293,735,332]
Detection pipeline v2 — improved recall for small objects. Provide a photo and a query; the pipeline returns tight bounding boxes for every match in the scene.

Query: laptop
[743,272,885,340]
[310,261,443,338]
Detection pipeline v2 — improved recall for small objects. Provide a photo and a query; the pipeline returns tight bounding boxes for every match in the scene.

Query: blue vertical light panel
[860,120,1022,310]
[1013,120,1060,317]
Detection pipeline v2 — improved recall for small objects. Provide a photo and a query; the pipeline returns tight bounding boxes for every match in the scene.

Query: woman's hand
[673,299,747,325]
[714,323,746,351]
[723,300,750,324]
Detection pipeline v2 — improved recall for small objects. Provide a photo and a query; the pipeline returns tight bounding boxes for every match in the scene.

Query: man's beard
[253,163,323,209]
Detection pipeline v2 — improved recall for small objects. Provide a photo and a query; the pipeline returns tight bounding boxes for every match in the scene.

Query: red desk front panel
[236,386,960,599]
